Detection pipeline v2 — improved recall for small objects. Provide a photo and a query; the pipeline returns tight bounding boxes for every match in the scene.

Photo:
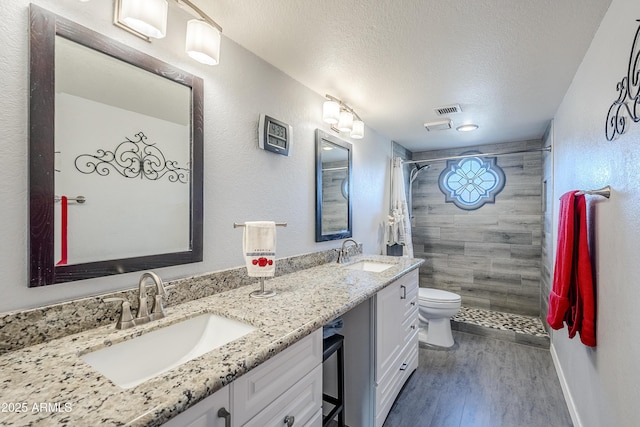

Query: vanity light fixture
[117,0,168,39]
[322,94,365,139]
[456,124,479,132]
[114,0,223,66]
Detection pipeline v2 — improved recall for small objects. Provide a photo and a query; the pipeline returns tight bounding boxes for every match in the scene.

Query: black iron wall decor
[74,131,189,183]
[605,19,640,141]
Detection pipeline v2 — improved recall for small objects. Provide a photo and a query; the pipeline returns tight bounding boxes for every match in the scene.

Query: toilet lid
[419,288,461,303]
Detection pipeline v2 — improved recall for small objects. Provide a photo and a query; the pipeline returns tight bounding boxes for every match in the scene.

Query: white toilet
[418,288,462,348]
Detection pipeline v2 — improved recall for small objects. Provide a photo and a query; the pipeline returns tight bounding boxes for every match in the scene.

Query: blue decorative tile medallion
[438,151,506,210]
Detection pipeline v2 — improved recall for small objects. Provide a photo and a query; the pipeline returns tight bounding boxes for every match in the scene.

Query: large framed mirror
[29,5,203,287]
[315,130,352,242]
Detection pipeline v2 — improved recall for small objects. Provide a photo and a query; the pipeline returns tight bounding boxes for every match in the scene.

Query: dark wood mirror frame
[29,5,203,287]
[315,129,353,242]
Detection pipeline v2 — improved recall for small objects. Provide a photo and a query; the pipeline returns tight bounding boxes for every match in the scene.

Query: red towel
[56,196,68,266]
[547,191,596,347]
[547,192,575,329]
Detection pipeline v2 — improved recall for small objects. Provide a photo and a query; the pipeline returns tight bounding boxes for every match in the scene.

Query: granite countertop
[0,255,422,426]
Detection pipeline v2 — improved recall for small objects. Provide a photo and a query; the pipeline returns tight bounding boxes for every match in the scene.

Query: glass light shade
[186,20,221,65]
[337,111,354,132]
[350,120,365,139]
[120,0,168,39]
[322,101,340,124]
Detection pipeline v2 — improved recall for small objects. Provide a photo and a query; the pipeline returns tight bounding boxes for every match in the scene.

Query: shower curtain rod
[401,146,551,165]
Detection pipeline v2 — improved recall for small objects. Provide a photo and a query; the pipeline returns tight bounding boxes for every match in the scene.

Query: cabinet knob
[217,407,231,427]
[284,415,295,426]
[400,362,408,371]
[410,301,416,306]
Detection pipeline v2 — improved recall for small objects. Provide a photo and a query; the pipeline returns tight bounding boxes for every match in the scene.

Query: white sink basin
[344,261,394,273]
[81,314,257,389]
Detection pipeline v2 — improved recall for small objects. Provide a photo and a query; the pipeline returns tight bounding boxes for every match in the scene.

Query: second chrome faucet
[337,239,359,264]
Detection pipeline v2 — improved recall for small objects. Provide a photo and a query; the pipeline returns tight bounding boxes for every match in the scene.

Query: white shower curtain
[390,157,414,257]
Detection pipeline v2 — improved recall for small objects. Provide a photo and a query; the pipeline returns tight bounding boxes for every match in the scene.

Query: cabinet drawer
[233,329,322,426]
[243,364,322,427]
[396,270,418,299]
[402,310,419,347]
[377,320,417,388]
[403,286,418,320]
[398,271,418,317]
[375,342,418,427]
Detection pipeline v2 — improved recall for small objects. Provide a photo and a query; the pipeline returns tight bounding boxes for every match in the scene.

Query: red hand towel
[547,191,576,329]
[56,196,68,266]
[547,191,597,347]
[568,194,596,346]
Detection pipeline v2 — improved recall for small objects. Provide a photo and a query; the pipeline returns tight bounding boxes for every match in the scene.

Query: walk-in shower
[401,145,553,345]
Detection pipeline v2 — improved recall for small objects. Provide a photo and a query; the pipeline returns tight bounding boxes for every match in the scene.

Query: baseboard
[550,342,582,427]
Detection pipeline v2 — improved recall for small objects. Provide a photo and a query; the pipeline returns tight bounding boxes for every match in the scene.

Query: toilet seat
[419,288,461,304]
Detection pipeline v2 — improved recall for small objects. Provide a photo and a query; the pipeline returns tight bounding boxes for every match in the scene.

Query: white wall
[56,94,191,263]
[551,0,640,425]
[0,0,392,312]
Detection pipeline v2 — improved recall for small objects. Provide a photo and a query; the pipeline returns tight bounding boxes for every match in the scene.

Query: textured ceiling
[197,0,612,151]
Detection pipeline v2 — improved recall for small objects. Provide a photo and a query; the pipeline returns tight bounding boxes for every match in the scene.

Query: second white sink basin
[344,261,394,273]
[81,313,257,389]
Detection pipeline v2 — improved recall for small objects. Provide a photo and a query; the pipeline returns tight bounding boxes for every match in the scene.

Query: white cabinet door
[162,384,230,427]
[374,269,419,427]
[375,280,405,383]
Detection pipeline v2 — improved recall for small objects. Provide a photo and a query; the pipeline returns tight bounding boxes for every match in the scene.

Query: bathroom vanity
[331,269,419,427]
[0,255,422,426]
[164,269,419,427]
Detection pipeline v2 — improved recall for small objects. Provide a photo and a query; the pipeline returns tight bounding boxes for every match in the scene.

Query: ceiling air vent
[424,119,452,131]
[434,104,462,115]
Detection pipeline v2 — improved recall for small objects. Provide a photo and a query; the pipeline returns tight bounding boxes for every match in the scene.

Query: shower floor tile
[451,305,550,348]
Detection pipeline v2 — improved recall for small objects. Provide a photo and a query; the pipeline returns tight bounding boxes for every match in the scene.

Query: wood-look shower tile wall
[411,140,543,316]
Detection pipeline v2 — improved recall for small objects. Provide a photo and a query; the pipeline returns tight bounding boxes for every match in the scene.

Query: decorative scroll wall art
[438,152,506,210]
[75,132,189,183]
[606,19,640,141]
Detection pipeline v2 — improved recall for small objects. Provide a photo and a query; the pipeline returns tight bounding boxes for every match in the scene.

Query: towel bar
[233,222,287,228]
[54,195,86,204]
[577,185,611,198]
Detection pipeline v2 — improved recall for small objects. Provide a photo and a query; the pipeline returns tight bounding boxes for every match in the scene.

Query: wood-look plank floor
[383,331,573,427]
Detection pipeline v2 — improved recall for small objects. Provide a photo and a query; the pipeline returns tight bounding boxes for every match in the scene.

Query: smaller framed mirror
[315,130,352,242]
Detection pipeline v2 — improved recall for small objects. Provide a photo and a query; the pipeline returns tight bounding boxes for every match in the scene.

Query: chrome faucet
[104,271,169,329]
[137,271,169,322]
[337,239,359,264]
